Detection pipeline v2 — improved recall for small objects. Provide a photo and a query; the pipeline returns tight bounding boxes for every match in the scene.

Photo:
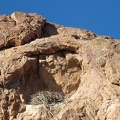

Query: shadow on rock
[42,22,58,37]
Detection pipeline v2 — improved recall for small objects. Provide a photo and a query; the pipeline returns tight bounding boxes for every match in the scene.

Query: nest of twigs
[29,91,64,105]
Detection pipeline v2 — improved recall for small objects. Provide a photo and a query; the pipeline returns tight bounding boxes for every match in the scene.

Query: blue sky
[0,0,120,39]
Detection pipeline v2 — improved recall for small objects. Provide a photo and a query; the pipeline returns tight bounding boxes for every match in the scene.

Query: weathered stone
[0,12,45,49]
[0,12,120,120]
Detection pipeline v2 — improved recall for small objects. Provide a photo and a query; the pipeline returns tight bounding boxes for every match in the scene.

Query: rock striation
[0,12,120,120]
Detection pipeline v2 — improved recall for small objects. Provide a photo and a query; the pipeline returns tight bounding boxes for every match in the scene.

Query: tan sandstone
[0,12,120,120]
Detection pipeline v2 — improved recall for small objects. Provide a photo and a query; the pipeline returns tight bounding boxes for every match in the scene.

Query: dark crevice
[41,22,58,37]
[61,50,67,58]
[112,82,120,86]
[71,35,80,39]
[37,55,40,78]
[0,84,4,95]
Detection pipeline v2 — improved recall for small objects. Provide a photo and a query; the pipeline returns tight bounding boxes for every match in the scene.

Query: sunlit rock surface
[0,12,120,120]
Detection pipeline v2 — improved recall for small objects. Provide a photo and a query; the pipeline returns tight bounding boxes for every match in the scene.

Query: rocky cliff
[0,12,120,120]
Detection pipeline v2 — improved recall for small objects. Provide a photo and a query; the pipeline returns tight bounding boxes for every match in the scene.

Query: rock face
[0,12,120,120]
[0,12,45,49]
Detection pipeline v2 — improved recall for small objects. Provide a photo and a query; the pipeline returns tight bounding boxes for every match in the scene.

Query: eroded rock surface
[0,12,120,120]
[0,12,45,49]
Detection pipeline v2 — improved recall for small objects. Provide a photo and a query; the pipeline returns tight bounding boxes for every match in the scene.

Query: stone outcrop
[0,12,120,120]
[0,12,45,49]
